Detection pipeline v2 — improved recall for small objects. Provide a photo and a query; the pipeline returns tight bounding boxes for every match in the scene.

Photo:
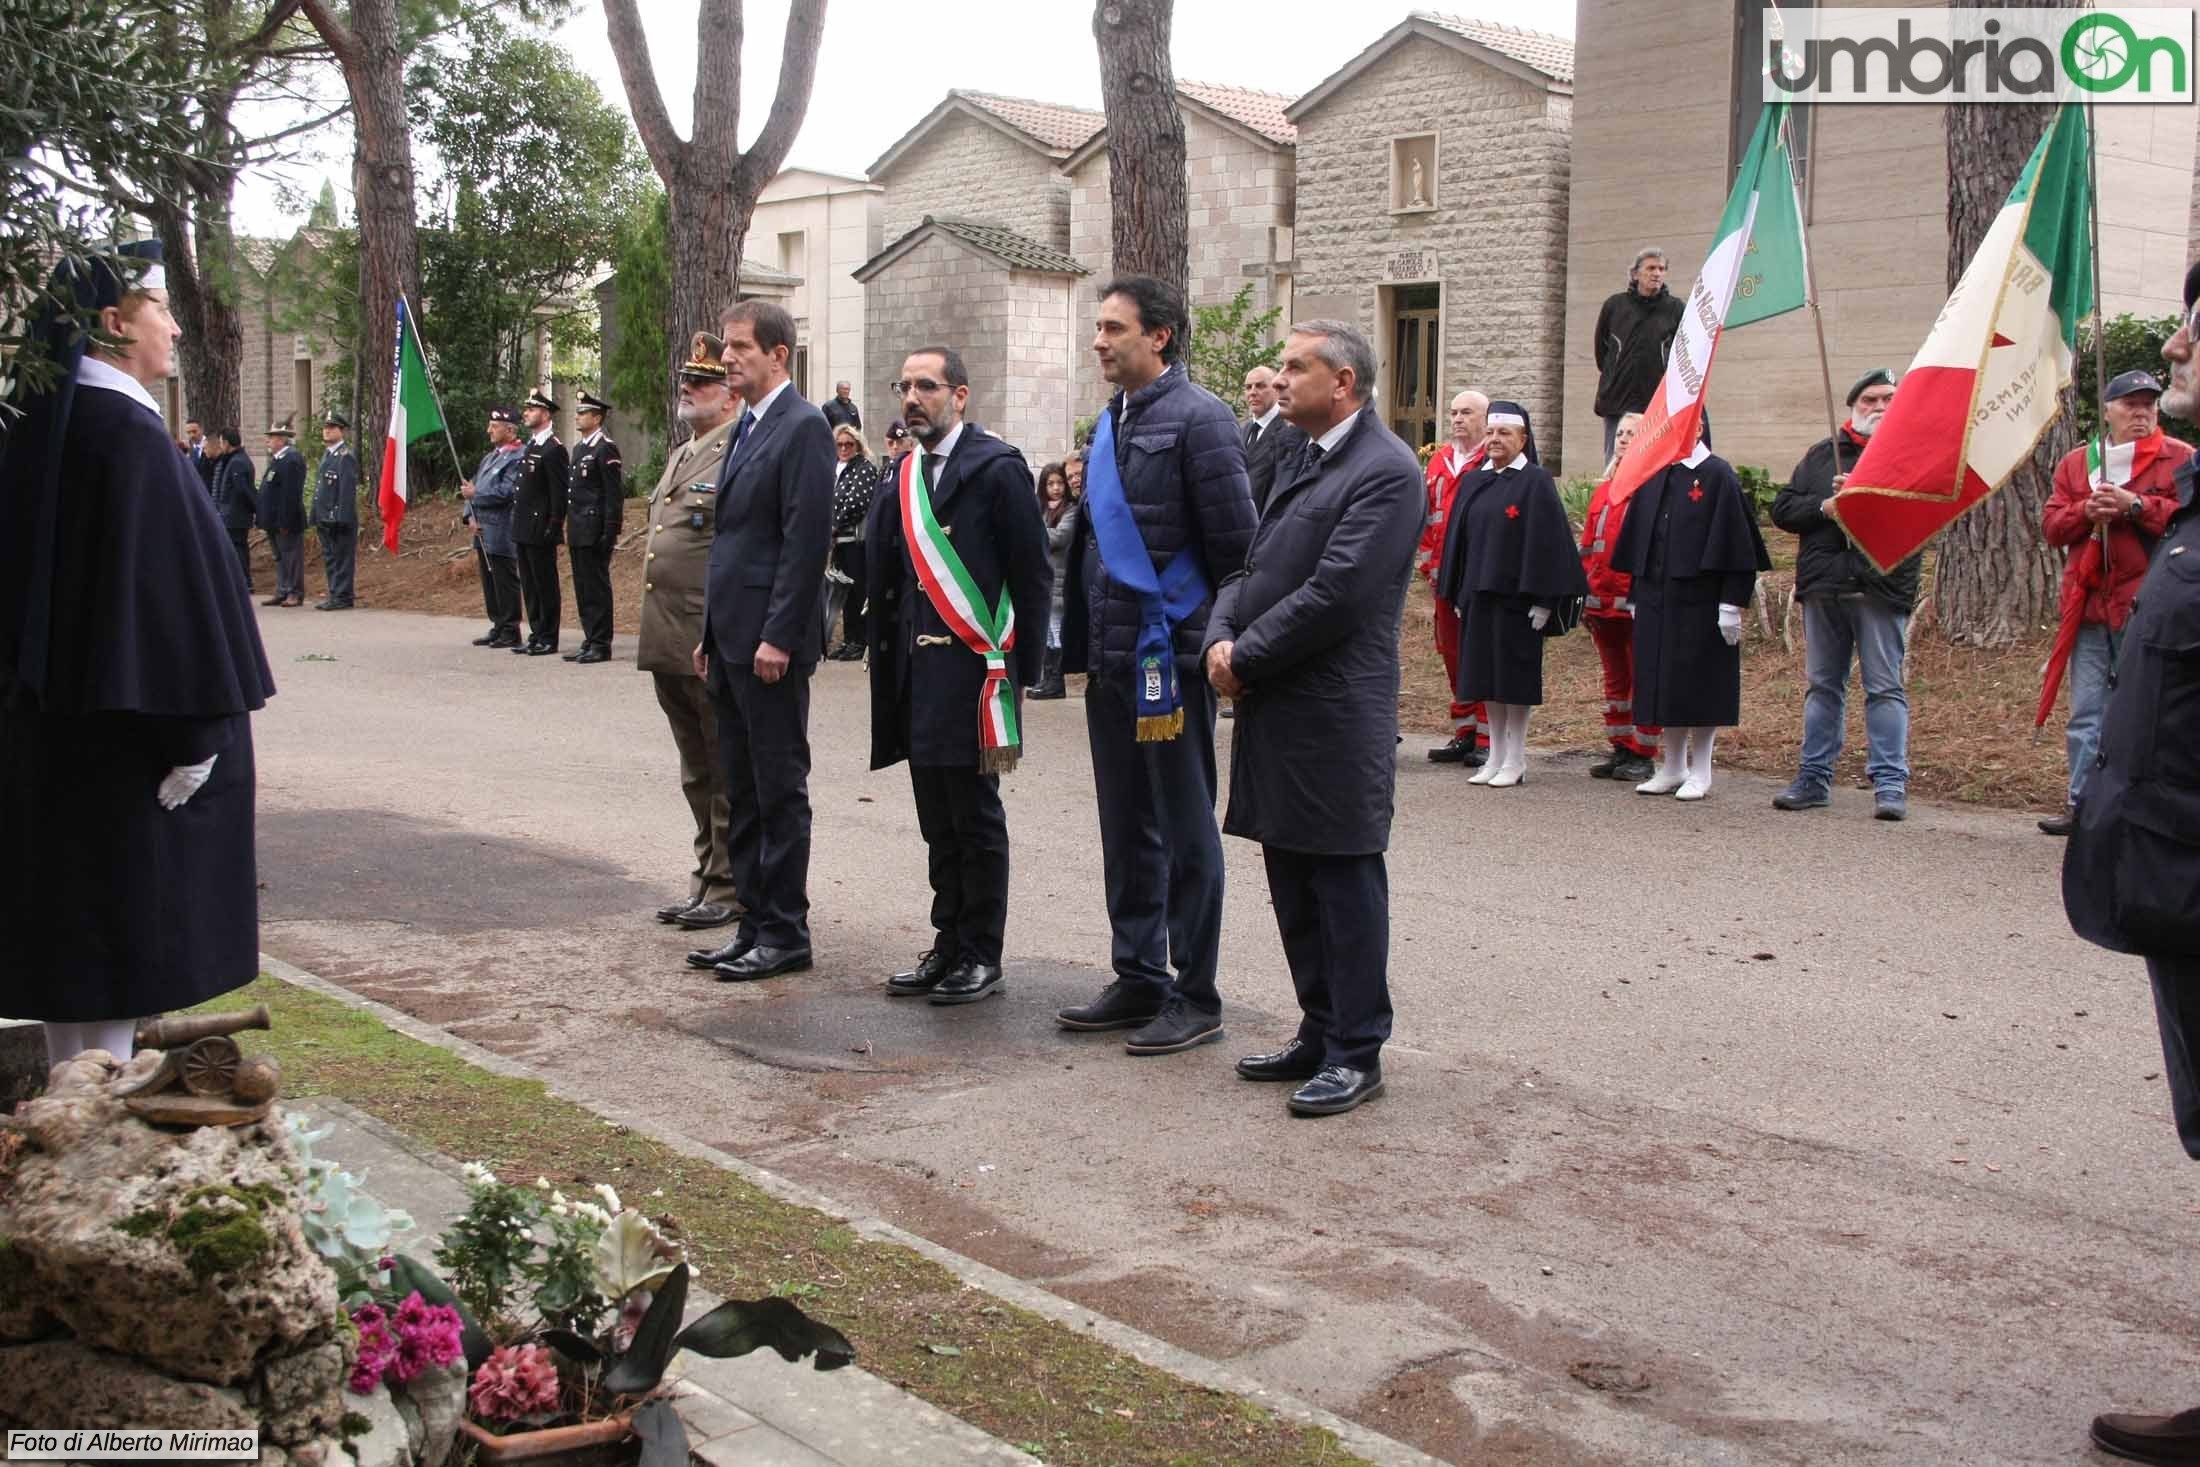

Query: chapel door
[1389,285,1441,449]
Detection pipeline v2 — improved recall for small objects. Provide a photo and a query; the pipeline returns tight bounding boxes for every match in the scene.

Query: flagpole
[2081,85,2115,692]
[1786,108,1844,453]
[399,292,467,478]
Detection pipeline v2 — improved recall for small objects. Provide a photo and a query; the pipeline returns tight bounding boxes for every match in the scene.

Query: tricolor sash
[899,449,1021,772]
[1082,405,1211,741]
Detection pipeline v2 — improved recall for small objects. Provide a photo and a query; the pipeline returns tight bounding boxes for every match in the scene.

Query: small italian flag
[376,296,446,553]
[1606,99,1808,504]
[1833,103,2094,572]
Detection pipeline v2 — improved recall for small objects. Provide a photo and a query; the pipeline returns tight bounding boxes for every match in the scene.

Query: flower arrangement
[348,1292,467,1394]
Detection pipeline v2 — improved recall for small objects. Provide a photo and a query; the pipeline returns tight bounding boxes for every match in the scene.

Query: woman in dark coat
[1027,462,1078,699]
[0,242,274,1066]
[1609,443,1770,800]
[1433,401,1587,787]
[827,424,880,659]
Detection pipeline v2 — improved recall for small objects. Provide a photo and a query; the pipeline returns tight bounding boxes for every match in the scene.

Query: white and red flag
[376,296,447,552]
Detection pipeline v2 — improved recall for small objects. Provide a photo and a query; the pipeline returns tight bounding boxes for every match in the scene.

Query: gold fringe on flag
[980,746,1021,775]
[1135,710,1184,743]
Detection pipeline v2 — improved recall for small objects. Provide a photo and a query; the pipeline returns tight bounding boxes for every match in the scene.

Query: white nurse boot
[1468,703,1505,785]
[1487,704,1529,787]
[1636,733,1687,796]
[1676,727,1718,801]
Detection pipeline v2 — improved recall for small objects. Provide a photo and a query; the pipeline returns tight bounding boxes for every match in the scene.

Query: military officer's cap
[488,405,519,425]
[524,390,560,414]
[323,411,350,429]
[266,422,295,437]
[677,332,729,383]
[575,390,611,415]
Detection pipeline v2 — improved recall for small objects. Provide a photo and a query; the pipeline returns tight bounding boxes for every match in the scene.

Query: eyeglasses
[891,378,948,396]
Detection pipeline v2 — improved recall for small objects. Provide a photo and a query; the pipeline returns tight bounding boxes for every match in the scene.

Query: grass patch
[220,978,1369,1467]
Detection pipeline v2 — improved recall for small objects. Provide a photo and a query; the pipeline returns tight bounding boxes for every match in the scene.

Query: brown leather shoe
[2094,1406,2200,1463]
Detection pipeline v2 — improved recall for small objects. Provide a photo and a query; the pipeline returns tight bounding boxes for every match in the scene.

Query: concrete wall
[747,173,884,424]
[1292,35,1573,466]
[1562,0,2196,478]
[877,111,1071,254]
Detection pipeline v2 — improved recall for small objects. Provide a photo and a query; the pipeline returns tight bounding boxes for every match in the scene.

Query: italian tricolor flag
[1833,103,2094,572]
[1606,100,1807,504]
[376,296,446,553]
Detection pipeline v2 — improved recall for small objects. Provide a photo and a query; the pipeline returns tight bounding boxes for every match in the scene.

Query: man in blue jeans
[1768,370,1921,821]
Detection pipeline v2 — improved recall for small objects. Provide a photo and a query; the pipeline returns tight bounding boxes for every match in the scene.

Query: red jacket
[1417,442,1486,583]
[2043,433,2192,630]
[1579,476,1635,615]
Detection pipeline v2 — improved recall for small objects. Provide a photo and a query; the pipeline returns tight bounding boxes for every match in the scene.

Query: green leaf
[600,1260,689,1395]
[631,1396,688,1467]
[672,1295,856,1373]
[593,1210,678,1299]
[539,1327,601,1365]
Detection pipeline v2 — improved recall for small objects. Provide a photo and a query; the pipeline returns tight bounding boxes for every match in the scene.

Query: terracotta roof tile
[1415,11,1574,84]
[926,216,1087,275]
[1176,81,1297,145]
[953,90,1106,153]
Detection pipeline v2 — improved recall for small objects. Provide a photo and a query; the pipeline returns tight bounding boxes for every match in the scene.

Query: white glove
[1528,606,1551,631]
[157,756,217,811]
[1717,603,1743,646]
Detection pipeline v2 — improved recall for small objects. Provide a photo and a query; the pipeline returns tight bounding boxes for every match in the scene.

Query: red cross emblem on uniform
[1688,483,1705,502]
[1505,504,1520,519]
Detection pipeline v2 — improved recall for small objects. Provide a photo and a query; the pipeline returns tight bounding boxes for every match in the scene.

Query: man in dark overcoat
[511,390,569,654]
[865,347,1052,1006]
[687,299,834,983]
[311,411,358,609]
[564,389,623,664]
[257,422,307,606]
[1204,319,1424,1117]
[208,427,257,592]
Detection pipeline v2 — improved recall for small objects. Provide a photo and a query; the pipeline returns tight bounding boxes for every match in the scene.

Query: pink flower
[348,1303,399,1395]
[390,1293,465,1384]
[468,1344,561,1424]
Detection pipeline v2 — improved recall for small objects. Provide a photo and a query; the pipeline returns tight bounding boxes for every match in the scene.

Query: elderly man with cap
[565,390,623,665]
[311,410,358,609]
[510,390,570,655]
[1768,369,1921,819]
[2067,260,2200,1467]
[2038,366,2195,836]
[258,421,307,607]
[645,335,744,932]
[461,405,526,648]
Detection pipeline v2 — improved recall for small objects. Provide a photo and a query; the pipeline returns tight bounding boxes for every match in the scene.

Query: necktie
[923,453,944,490]
[727,408,755,468]
[1244,421,1260,451]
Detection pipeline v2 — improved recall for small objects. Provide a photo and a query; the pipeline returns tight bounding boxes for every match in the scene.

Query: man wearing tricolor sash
[865,349,1052,1006]
[1057,276,1257,1056]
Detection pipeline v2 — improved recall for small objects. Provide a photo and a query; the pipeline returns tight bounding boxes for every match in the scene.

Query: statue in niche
[1406,154,1429,209]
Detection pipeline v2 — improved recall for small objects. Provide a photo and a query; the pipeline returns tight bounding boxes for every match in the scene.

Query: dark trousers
[1083,668,1224,1012]
[226,529,253,591]
[2149,954,2200,1159]
[571,541,614,649]
[711,665,813,949]
[473,539,520,638]
[909,762,1009,965]
[516,542,561,646]
[835,541,867,646]
[272,530,304,601]
[317,522,356,604]
[1261,846,1393,1071]
[654,672,737,906]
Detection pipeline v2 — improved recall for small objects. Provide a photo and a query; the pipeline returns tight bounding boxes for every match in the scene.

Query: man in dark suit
[207,427,257,592]
[311,412,358,609]
[821,381,861,431]
[864,347,1053,1006]
[564,390,622,664]
[257,422,307,606]
[1241,364,1307,512]
[1205,319,1424,1117]
[184,418,216,494]
[684,299,834,982]
[510,390,569,654]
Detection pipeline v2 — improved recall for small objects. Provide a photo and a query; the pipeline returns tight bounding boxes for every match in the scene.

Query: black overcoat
[864,426,1052,770]
[2066,464,2200,955]
[566,432,623,547]
[511,432,570,547]
[1609,454,1770,728]
[212,449,257,530]
[257,445,307,533]
[1206,410,1424,856]
[1433,457,1587,706]
[0,381,274,1021]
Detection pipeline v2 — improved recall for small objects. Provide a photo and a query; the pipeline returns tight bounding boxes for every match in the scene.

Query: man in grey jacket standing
[461,405,526,648]
[1056,275,1258,1056]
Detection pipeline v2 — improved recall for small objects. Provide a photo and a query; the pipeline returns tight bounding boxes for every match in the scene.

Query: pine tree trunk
[1935,11,2067,647]
[157,199,243,438]
[1093,0,1186,296]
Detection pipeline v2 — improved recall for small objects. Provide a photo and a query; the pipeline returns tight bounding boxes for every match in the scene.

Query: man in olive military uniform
[258,422,307,607]
[312,411,358,609]
[641,335,743,930]
[565,390,623,665]
[511,390,569,655]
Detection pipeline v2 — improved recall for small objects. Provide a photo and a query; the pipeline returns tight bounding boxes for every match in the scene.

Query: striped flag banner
[898,450,1020,772]
[376,296,447,553]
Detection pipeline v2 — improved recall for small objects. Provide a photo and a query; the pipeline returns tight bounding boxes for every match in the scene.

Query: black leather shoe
[1235,1038,1324,1082]
[263,595,291,607]
[886,948,953,996]
[1287,1064,1384,1116]
[487,634,521,649]
[512,641,537,654]
[714,944,812,982]
[1123,999,1223,1055]
[1587,746,1626,778]
[526,643,558,656]
[2040,804,2076,836]
[314,599,335,610]
[2092,1405,2200,1464]
[1055,979,1163,1032]
[928,959,1004,1004]
[562,647,584,661]
[657,896,701,923]
[1429,735,1475,764]
[575,646,610,665]
[685,937,753,970]
[672,901,741,930]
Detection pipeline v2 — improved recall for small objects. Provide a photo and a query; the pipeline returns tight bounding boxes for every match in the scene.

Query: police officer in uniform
[462,405,526,648]
[312,411,358,609]
[511,390,569,655]
[258,422,307,606]
[645,335,744,931]
[565,390,623,664]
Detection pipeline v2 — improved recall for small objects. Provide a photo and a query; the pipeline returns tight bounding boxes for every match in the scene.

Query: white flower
[535,1176,551,1191]
[649,1189,664,1199]
[461,1162,491,1184]
[551,1203,569,1218]
[593,1183,621,1213]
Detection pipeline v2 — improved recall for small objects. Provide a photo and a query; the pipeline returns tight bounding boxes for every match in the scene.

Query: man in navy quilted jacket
[1056,275,1258,1058]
